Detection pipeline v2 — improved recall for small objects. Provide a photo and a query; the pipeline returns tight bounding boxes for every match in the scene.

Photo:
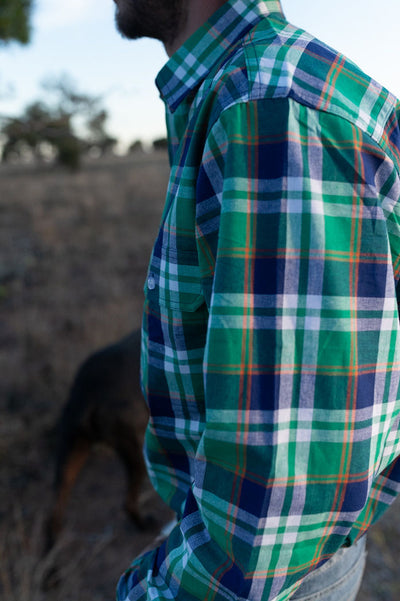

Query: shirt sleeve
[117,97,400,601]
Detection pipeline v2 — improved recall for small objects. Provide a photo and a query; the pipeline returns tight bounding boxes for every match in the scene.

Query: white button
[147,274,156,290]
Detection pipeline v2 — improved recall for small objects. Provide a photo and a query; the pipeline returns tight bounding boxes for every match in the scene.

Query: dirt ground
[0,153,399,600]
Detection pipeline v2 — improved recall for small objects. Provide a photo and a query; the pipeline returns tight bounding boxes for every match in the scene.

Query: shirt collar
[156,0,284,112]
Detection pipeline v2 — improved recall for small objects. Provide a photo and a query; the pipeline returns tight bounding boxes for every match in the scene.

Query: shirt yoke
[197,15,399,162]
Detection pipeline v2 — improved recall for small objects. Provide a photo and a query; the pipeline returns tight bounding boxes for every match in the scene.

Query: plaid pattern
[117,1,400,600]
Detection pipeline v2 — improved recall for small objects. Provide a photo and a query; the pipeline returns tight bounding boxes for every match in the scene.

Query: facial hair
[115,0,187,48]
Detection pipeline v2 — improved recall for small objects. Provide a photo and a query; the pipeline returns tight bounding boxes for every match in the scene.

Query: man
[114,1,400,600]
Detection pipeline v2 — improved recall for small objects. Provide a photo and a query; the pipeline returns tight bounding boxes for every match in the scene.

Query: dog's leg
[113,427,154,530]
[46,438,91,549]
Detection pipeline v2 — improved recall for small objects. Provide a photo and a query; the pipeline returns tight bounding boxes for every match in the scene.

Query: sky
[0,0,399,150]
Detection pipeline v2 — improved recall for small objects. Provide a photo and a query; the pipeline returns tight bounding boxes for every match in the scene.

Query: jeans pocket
[290,536,367,601]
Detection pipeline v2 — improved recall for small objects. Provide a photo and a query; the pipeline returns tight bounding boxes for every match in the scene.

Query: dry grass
[0,152,399,599]
[0,153,169,414]
[0,504,113,601]
[0,152,173,599]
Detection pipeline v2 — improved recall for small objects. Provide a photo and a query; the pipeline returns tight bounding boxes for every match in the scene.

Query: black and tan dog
[47,329,152,548]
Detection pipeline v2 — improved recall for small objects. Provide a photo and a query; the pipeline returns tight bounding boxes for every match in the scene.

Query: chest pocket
[145,246,204,313]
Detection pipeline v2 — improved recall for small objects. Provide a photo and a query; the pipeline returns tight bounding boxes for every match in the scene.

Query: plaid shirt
[117,1,400,600]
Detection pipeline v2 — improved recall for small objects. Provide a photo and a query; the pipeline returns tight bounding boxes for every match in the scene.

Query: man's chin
[113,0,184,46]
[115,14,140,40]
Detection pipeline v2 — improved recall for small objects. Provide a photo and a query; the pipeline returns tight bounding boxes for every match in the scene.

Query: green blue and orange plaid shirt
[117,1,400,600]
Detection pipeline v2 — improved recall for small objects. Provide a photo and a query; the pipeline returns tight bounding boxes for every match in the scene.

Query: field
[0,153,399,600]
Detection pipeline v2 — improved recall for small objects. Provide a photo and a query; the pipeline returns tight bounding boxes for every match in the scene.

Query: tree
[152,137,168,151]
[0,0,33,45]
[128,140,144,154]
[1,77,117,168]
[43,75,117,156]
[86,109,117,156]
[41,75,101,117]
[1,101,82,169]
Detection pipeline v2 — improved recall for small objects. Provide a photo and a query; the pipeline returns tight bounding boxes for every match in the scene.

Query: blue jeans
[290,536,367,601]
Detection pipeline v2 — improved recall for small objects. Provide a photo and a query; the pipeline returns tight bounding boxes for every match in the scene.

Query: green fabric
[117,2,400,600]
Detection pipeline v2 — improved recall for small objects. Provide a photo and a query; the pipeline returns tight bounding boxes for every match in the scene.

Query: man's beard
[115,0,187,47]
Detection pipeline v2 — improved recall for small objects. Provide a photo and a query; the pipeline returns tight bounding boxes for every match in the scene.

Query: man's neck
[165,0,227,56]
